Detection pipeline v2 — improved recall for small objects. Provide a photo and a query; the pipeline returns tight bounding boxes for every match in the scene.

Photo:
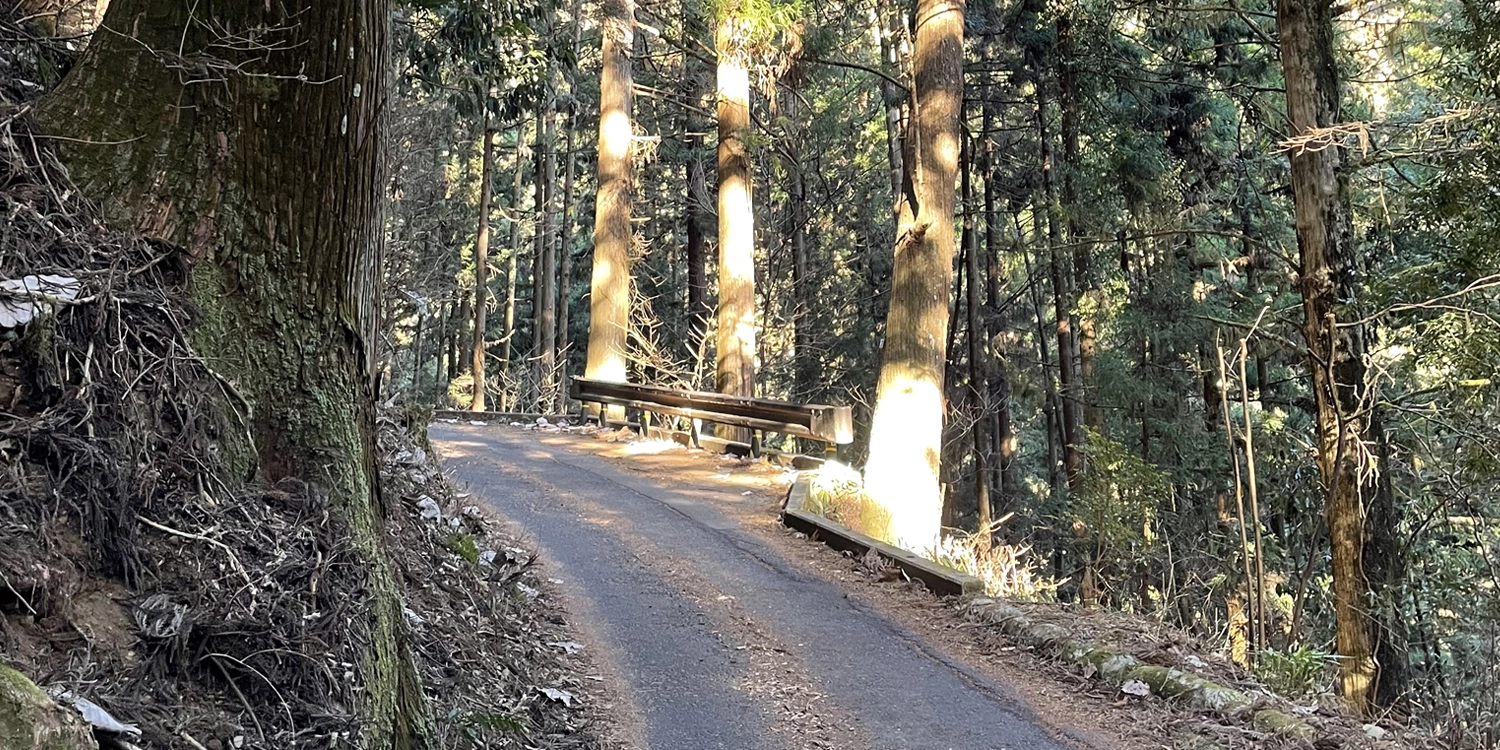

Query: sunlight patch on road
[622,438,685,456]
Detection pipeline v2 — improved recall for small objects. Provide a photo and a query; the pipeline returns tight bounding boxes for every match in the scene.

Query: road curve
[433,423,1072,750]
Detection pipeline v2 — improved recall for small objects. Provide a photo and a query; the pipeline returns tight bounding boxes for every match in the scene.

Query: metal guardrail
[570,377,854,446]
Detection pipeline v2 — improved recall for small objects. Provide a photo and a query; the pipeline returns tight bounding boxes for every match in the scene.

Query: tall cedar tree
[716,9,758,436]
[863,0,965,552]
[586,0,635,408]
[1277,0,1404,713]
[36,0,433,743]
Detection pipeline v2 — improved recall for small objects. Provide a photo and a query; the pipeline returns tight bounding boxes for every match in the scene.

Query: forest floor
[434,419,1422,750]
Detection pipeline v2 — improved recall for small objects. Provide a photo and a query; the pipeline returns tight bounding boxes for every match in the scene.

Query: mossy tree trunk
[36,1,432,746]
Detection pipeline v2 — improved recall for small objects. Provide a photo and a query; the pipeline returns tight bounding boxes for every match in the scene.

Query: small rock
[232,737,245,749]
[1363,724,1387,740]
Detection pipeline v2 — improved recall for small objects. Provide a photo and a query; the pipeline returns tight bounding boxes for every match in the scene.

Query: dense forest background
[378,0,1500,739]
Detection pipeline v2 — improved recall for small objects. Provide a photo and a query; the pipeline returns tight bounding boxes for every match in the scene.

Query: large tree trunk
[586,0,635,415]
[472,125,497,411]
[35,0,432,744]
[862,0,964,553]
[715,16,757,440]
[1276,0,1402,714]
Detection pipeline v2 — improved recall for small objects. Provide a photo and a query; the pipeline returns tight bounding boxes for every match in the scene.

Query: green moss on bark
[0,663,98,750]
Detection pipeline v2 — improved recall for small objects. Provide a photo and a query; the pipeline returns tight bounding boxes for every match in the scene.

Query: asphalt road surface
[433,422,1073,750]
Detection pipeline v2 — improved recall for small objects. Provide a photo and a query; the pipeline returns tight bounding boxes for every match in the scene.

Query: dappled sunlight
[599,110,632,160]
[862,375,944,553]
[622,438,685,456]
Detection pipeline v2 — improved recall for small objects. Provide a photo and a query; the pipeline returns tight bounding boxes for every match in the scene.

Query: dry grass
[931,519,1059,600]
[801,464,895,543]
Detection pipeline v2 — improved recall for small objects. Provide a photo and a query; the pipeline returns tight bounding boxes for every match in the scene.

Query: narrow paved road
[434,423,1073,750]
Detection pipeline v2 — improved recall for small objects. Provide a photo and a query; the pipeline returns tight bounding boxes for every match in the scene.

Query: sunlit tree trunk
[586,0,635,416]
[1277,0,1403,714]
[862,0,964,553]
[472,124,496,412]
[715,15,757,440]
[36,0,432,742]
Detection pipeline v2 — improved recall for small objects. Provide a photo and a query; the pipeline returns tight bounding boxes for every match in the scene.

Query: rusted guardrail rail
[570,376,853,454]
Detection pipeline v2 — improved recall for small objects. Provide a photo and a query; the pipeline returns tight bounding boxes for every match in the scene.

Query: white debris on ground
[0,274,80,327]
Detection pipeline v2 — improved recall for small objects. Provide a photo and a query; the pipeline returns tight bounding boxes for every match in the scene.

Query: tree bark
[862,0,965,553]
[534,105,558,410]
[36,0,432,743]
[558,110,577,392]
[586,0,635,418]
[1056,14,1102,434]
[715,15,757,440]
[683,4,712,351]
[873,3,906,223]
[1276,0,1402,714]
[962,127,990,533]
[502,127,528,381]
[981,102,1017,508]
[1034,61,1085,499]
[472,125,497,412]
